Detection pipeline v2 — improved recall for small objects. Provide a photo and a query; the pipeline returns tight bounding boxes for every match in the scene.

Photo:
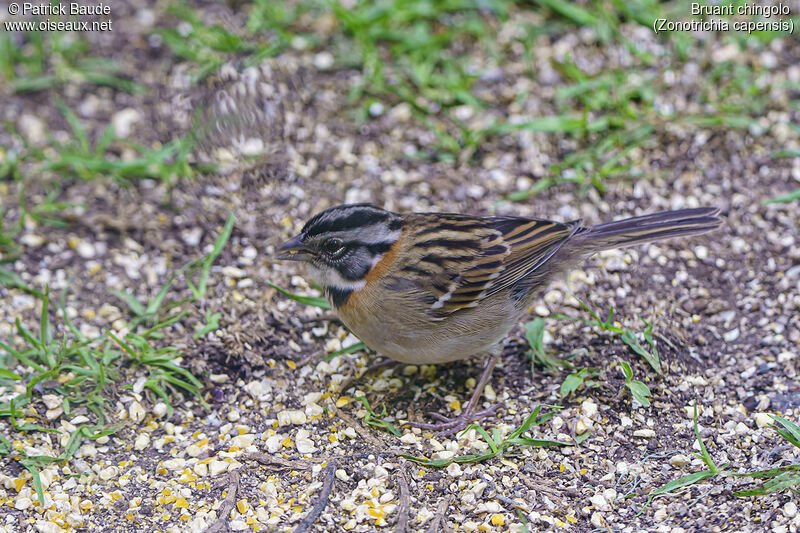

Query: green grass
[523,299,658,405]
[620,360,651,407]
[0,23,143,93]
[3,101,215,186]
[0,213,233,504]
[524,317,571,372]
[766,144,800,204]
[638,406,800,514]
[553,297,661,375]
[559,366,601,397]
[353,396,401,436]
[403,404,580,467]
[732,415,800,497]
[0,184,74,266]
[637,404,726,515]
[144,0,787,196]
[154,1,290,84]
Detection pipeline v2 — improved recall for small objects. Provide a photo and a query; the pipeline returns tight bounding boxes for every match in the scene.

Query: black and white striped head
[276,204,404,297]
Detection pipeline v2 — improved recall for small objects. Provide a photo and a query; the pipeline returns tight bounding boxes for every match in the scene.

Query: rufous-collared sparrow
[277,204,722,435]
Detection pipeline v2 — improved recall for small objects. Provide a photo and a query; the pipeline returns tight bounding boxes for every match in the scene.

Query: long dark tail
[574,207,723,252]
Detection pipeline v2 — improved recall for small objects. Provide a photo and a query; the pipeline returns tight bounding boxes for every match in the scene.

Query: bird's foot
[409,403,503,437]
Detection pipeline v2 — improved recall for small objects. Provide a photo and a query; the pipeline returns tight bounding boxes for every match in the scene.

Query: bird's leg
[409,355,502,437]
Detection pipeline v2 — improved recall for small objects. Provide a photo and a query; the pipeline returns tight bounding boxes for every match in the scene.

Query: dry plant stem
[204,470,241,533]
[333,406,390,449]
[479,473,527,511]
[242,452,318,470]
[426,495,453,533]
[393,465,411,533]
[292,462,337,533]
[410,356,501,436]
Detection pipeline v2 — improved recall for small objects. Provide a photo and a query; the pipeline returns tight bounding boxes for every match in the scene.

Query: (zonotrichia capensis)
[276,204,722,435]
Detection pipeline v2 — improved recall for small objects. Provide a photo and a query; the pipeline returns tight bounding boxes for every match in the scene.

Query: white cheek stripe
[332,227,402,245]
[327,279,366,291]
[309,264,366,291]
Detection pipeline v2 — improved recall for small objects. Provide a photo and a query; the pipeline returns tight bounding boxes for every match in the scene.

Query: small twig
[393,464,411,533]
[242,452,318,470]
[334,406,396,450]
[204,470,241,533]
[292,462,337,533]
[426,495,452,533]
[653,332,674,349]
[478,474,528,511]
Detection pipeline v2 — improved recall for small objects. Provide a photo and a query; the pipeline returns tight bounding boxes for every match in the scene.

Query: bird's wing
[400,214,579,318]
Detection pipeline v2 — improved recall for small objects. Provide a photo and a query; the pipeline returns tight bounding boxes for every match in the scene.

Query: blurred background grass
[1,0,798,199]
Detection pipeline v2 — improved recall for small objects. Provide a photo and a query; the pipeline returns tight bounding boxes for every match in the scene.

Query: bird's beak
[275,234,313,261]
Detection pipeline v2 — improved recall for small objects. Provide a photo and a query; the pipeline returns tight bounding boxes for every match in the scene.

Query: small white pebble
[581,399,598,419]
[784,501,797,518]
[669,454,690,468]
[15,496,33,510]
[129,401,145,423]
[152,402,168,418]
[134,434,150,451]
[314,51,334,70]
[590,493,611,511]
[633,429,656,438]
[483,384,496,401]
[369,102,385,117]
[162,458,185,471]
[277,410,307,426]
[446,463,462,477]
[295,429,317,454]
[34,521,62,533]
[264,435,282,453]
[99,466,118,481]
[20,233,45,247]
[694,245,708,260]
[229,519,248,531]
[209,460,228,476]
[724,328,740,342]
[76,241,96,258]
[400,433,418,444]
[754,412,773,428]
[42,394,62,410]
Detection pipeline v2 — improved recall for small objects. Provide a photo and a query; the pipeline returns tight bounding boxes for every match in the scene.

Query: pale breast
[336,282,520,364]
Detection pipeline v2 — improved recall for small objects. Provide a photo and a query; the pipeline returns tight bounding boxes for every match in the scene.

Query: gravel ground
[1,3,799,533]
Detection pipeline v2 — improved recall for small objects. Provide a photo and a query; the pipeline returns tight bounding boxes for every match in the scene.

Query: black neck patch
[326,286,353,308]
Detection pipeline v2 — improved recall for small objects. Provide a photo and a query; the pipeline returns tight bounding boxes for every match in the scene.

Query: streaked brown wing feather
[402,214,579,318]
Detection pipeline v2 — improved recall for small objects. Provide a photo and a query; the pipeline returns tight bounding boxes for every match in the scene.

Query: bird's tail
[573,207,723,252]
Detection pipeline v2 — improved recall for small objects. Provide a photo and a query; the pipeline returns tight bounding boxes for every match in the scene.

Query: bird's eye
[322,238,345,256]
